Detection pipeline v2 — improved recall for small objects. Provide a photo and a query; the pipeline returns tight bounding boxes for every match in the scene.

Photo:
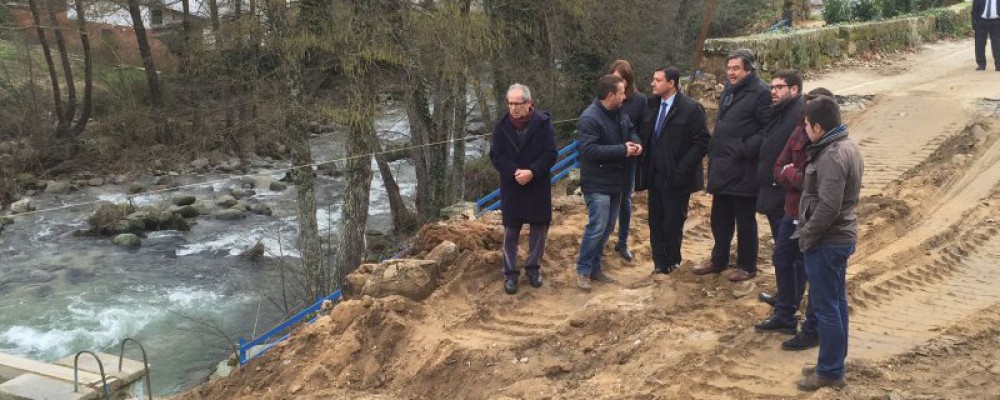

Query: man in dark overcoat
[489,83,558,295]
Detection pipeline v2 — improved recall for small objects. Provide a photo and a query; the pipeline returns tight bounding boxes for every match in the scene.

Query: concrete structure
[0,351,147,400]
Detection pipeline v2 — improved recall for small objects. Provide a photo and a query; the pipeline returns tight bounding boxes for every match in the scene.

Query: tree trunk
[27,0,64,127]
[70,0,92,143]
[691,0,718,78]
[287,108,325,300]
[472,76,494,132]
[125,0,171,143]
[44,0,75,136]
[371,134,418,233]
[334,93,376,283]
[448,76,467,203]
[207,0,222,42]
[405,82,433,218]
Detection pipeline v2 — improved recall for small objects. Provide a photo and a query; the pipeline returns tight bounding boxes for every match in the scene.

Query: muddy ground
[176,39,1000,400]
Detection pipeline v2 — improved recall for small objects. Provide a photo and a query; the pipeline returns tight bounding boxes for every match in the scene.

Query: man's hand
[514,169,534,185]
[626,142,643,157]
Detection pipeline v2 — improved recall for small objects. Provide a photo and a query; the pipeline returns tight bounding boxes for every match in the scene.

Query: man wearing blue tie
[974,0,1000,71]
[635,67,710,275]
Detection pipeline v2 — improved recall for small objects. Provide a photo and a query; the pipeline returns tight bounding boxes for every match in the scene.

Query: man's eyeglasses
[769,84,789,92]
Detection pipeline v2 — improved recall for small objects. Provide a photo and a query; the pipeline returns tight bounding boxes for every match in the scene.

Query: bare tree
[125,0,171,143]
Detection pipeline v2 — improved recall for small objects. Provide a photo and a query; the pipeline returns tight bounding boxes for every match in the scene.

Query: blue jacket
[489,110,558,226]
[577,99,640,195]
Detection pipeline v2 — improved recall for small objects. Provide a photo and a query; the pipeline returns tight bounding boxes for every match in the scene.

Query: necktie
[985,0,999,19]
[654,101,668,139]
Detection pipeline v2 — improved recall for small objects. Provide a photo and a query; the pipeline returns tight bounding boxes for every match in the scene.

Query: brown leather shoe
[728,269,757,282]
[692,262,725,275]
[796,372,846,391]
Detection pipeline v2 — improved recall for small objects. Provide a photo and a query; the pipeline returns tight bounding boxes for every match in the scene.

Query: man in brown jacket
[793,96,864,391]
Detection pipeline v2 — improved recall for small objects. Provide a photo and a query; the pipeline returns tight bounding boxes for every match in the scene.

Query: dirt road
[179,38,1000,400]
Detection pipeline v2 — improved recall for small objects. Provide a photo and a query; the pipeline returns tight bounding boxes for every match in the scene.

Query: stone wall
[702,3,972,78]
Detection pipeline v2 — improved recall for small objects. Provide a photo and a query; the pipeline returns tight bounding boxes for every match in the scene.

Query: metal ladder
[73,350,110,400]
[119,338,153,400]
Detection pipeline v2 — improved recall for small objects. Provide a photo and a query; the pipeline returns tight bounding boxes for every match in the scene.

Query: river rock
[129,208,191,231]
[112,233,141,248]
[317,162,342,177]
[214,209,247,221]
[352,259,438,301]
[215,195,238,208]
[127,182,146,194]
[248,203,273,216]
[44,180,72,195]
[191,158,210,169]
[171,205,200,218]
[269,181,288,191]
[113,216,146,234]
[87,177,105,186]
[11,198,33,214]
[231,202,248,212]
[250,176,275,190]
[230,189,256,199]
[240,240,266,261]
[173,195,197,206]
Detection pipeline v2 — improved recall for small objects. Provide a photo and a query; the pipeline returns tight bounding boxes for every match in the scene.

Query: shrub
[852,0,882,21]
[823,0,853,24]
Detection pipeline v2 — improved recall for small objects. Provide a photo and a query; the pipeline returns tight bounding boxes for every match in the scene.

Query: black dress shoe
[782,332,820,351]
[527,273,543,288]
[616,246,633,261]
[976,65,987,71]
[758,291,777,307]
[653,264,678,275]
[504,278,518,295]
[754,316,798,334]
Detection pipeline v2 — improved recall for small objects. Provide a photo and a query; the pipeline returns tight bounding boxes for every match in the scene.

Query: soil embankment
[178,39,1000,399]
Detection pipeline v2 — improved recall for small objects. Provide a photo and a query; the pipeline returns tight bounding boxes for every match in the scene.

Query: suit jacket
[635,92,710,193]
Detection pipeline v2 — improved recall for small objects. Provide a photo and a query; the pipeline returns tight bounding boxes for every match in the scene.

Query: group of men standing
[489,49,864,391]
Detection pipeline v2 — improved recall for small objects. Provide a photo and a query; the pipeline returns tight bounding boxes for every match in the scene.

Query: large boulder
[248,203,273,216]
[11,198,33,214]
[440,202,477,220]
[172,195,197,207]
[88,202,136,234]
[425,240,459,276]
[44,180,73,195]
[128,208,190,231]
[350,259,438,301]
[171,205,200,219]
[112,233,141,248]
[268,181,288,191]
[215,195,238,208]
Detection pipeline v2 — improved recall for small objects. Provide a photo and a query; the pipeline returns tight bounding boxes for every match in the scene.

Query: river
[0,109,489,395]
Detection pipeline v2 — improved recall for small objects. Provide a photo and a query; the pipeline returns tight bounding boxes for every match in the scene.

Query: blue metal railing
[475,139,580,214]
[238,290,342,365]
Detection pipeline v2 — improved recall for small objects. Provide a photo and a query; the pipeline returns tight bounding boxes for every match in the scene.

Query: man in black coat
[636,67,710,275]
[754,70,806,333]
[489,83,558,295]
[575,74,642,290]
[973,0,1000,71]
[757,70,805,251]
[693,49,771,282]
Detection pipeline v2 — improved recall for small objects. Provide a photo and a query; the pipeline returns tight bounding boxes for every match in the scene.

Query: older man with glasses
[489,83,558,295]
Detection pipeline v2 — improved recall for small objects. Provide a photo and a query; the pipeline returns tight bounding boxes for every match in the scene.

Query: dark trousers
[616,165,636,249]
[772,217,808,325]
[975,19,1000,69]
[710,194,759,272]
[805,243,855,380]
[648,177,691,269]
[502,224,548,279]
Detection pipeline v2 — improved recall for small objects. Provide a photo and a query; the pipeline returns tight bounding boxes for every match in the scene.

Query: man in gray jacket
[793,96,864,391]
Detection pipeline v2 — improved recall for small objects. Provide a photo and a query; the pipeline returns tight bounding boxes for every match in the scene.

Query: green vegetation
[823,0,963,24]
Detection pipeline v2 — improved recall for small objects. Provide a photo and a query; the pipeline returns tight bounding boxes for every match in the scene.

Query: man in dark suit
[636,67,710,274]
[974,0,1000,71]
